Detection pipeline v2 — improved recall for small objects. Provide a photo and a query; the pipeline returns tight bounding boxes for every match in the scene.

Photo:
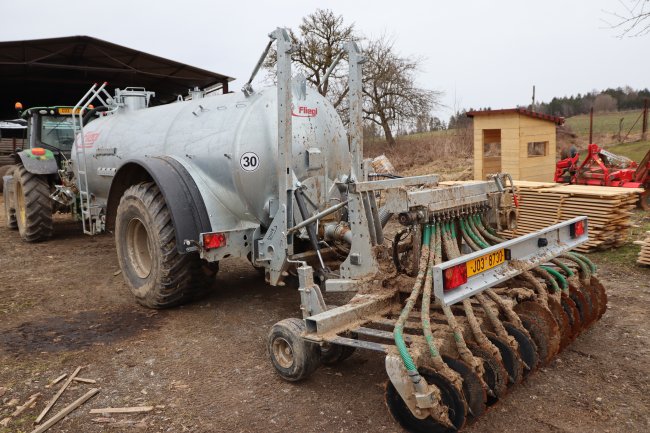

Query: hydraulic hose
[560,253,591,282]
[550,258,574,278]
[533,267,561,294]
[540,266,569,293]
[568,252,597,274]
[459,218,481,252]
[394,225,431,373]
[467,215,490,247]
[475,214,507,244]
[461,217,488,249]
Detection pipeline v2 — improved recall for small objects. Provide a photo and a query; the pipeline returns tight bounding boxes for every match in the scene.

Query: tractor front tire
[13,164,53,241]
[115,182,214,309]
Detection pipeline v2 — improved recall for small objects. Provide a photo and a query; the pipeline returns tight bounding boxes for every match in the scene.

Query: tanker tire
[115,182,213,309]
[13,164,53,242]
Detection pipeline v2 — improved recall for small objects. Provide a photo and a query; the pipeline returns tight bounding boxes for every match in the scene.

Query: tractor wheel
[115,182,214,309]
[12,164,53,242]
[268,318,321,381]
[639,189,649,211]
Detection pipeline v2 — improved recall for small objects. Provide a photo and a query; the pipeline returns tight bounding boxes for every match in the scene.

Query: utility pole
[531,85,536,110]
[589,107,594,144]
[642,98,648,141]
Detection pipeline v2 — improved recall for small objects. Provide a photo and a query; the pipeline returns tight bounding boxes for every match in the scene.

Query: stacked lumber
[636,232,650,266]
[507,181,642,252]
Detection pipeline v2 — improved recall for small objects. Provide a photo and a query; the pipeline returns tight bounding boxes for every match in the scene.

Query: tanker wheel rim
[385,368,466,433]
[271,337,294,369]
[442,355,486,420]
[14,177,26,228]
[504,322,538,375]
[125,218,153,279]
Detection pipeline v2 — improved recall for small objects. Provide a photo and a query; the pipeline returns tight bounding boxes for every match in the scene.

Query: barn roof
[0,35,234,119]
[467,108,564,125]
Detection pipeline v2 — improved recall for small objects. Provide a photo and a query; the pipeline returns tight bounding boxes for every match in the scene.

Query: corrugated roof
[0,35,234,118]
[466,108,564,125]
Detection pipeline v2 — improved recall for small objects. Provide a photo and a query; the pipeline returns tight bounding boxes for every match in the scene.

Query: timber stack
[505,181,641,252]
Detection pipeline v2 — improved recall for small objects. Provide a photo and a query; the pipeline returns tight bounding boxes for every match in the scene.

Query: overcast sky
[2,1,647,119]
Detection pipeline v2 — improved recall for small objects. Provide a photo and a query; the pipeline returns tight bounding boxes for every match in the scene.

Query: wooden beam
[35,366,81,424]
[89,406,154,414]
[30,388,99,433]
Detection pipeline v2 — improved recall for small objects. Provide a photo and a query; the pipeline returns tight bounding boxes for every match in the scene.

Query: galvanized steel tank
[76,81,350,229]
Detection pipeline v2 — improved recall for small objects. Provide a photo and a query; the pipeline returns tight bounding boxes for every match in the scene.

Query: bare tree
[264,9,356,109]
[607,0,650,36]
[592,94,618,112]
[361,36,440,146]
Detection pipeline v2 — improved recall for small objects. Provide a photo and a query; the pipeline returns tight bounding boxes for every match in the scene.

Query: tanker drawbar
[46,28,608,432]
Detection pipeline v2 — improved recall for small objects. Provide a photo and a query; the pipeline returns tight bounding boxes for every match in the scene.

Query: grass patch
[602,141,650,163]
[565,109,644,136]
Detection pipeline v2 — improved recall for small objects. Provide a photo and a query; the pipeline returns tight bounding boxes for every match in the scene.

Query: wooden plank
[71,377,96,384]
[89,406,154,414]
[30,388,99,433]
[35,367,81,424]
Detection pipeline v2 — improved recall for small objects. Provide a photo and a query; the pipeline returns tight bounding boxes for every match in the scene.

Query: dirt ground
[1,194,649,433]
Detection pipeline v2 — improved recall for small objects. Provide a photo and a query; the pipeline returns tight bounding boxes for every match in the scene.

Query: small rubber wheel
[385,368,466,433]
[504,322,538,376]
[268,318,320,381]
[486,332,523,386]
[12,164,53,241]
[442,356,486,420]
[115,182,213,309]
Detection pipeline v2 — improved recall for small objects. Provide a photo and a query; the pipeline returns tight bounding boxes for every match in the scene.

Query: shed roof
[466,108,564,125]
[0,35,234,119]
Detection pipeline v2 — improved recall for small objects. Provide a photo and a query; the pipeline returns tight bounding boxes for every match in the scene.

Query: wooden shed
[467,109,564,182]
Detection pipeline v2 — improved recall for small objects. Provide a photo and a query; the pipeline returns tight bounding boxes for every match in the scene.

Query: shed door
[482,129,501,178]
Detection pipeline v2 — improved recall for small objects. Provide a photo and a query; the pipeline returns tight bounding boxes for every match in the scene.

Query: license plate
[466,249,506,277]
[57,108,81,115]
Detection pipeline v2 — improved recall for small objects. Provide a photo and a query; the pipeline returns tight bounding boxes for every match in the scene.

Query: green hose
[394,225,431,372]
[541,266,569,293]
[569,252,597,274]
[475,214,507,244]
[421,224,441,359]
[461,217,488,249]
[466,217,489,249]
[550,258,574,277]
[561,253,591,281]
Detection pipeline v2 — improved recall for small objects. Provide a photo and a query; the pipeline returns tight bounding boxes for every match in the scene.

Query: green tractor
[3,106,79,241]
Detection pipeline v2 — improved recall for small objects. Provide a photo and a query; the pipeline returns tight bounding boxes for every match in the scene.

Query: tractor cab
[20,106,78,160]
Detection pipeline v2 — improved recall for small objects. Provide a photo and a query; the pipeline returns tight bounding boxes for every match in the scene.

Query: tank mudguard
[16,150,59,175]
[110,156,211,254]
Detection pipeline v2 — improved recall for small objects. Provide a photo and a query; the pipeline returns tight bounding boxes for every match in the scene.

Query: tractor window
[40,116,75,151]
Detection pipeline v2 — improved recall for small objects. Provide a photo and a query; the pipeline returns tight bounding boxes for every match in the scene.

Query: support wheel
[115,182,214,309]
[12,164,53,241]
[268,318,321,381]
[385,368,466,433]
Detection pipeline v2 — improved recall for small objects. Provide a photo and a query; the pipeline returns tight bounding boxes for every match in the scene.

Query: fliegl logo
[291,104,318,118]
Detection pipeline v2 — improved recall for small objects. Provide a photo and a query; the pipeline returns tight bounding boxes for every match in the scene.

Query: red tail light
[443,264,468,291]
[202,232,226,249]
[570,220,585,238]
